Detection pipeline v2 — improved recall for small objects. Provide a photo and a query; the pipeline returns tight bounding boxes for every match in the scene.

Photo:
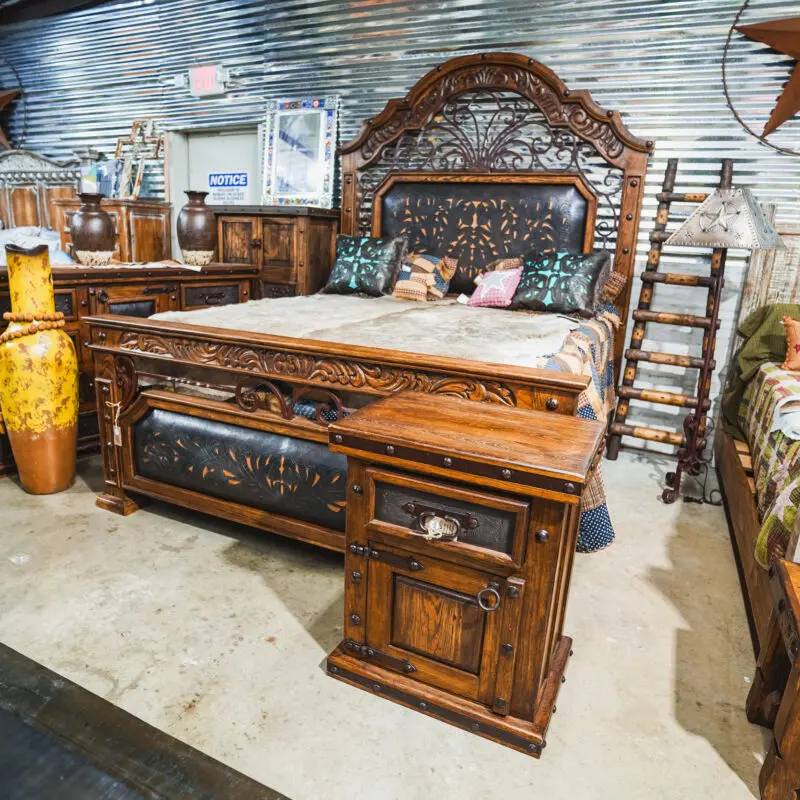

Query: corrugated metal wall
[1,0,799,447]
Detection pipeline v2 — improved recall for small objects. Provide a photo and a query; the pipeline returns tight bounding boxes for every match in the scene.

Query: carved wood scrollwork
[118,332,517,405]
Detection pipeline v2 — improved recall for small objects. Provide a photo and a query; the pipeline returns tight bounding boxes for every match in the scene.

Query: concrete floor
[0,452,766,800]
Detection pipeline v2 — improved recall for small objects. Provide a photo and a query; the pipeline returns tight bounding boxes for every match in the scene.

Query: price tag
[113,425,122,446]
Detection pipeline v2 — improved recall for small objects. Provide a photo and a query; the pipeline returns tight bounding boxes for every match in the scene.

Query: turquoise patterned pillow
[510,250,611,317]
[322,235,408,297]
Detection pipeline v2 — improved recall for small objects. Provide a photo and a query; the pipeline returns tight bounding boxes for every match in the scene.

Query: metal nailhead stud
[471,722,480,731]
[502,468,512,479]
[564,482,575,494]
[372,683,381,692]
[546,398,558,411]
[443,456,452,467]
[333,434,343,443]
[386,445,395,455]
[528,744,538,753]
[419,701,427,710]
[352,484,362,495]
[535,529,550,543]
[329,665,339,674]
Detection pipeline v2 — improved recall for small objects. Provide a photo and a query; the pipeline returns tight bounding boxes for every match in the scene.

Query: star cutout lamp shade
[665,188,785,250]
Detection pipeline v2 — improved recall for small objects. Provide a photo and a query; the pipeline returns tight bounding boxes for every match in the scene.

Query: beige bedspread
[152,294,579,369]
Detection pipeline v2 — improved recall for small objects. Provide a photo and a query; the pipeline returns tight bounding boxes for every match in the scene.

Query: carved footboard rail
[84,314,589,551]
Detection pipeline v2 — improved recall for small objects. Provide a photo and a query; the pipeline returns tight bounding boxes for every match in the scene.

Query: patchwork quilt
[741,363,800,566]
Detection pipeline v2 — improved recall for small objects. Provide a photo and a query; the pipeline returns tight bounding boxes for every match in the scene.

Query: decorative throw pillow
[322,235,408,297]
[467,267,522,308]
[430,256,458,299]
[510,250,612,317]
[393,279,428,302]
[783,317,800,370]
[392,252,458,301]
[484,256,523,272]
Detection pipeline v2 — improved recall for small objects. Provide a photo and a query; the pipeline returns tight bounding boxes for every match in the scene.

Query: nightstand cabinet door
[261,216,296,284]
[218,216,259,266]
[364,542,525,712]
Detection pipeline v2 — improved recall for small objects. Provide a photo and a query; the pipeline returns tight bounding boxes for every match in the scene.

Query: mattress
[152,294,579,369]
[152,294,622,554]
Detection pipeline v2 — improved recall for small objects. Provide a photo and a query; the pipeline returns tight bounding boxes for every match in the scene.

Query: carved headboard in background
[339,52,655,375]
[0,149,81,230]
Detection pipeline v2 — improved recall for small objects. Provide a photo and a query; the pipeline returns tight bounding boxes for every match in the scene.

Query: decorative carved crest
[0,149,81,185]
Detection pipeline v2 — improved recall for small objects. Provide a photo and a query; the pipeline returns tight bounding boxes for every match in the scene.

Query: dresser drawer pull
[416,512,460,541]
[477,584,502,612]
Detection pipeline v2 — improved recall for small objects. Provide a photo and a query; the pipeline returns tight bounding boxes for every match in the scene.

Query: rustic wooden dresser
[326,392,605,756]
[212,205,338,299]
[0,263,258,477]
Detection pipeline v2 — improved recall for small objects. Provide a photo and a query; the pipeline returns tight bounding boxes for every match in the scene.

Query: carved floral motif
[117,332,517,405]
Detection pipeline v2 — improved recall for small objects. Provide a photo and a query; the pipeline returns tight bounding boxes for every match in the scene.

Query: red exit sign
[189,65,226,97]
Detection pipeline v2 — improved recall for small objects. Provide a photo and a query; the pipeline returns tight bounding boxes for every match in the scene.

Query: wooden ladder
[606,158,733,503]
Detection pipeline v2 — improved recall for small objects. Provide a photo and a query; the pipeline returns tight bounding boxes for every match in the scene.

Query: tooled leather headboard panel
[376,174,595,294]
[339,53,654,379]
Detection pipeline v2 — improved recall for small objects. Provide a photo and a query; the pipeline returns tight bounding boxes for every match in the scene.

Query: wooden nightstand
[747,559,800,799]
[212,205,339,298]
[326,392,605,757]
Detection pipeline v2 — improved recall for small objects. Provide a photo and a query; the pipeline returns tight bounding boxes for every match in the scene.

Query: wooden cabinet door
[261,216,296,284]
[89,283,179,317]
[365,542,525,709]
[129,209,170,262]
[217,216,259,266]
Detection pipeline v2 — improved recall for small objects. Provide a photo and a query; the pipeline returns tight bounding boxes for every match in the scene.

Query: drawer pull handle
[476,584,502,612]
[416,512,460,542]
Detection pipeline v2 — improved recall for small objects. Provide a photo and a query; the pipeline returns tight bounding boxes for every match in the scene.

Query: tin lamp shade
[665,188,785,250]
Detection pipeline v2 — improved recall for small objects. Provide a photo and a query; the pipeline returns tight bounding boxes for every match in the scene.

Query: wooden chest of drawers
[326,392,605,757]
[213,205,339,298]
[0,263,257,478]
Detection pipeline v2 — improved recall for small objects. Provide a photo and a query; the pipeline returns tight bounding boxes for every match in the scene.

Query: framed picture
[262,96,339,208]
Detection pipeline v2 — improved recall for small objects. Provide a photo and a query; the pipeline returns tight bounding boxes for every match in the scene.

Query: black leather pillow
[322,235,408,297]
[509,250,611,317]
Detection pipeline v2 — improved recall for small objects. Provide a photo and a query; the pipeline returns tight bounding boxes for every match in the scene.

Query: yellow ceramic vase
[0,243,78,493]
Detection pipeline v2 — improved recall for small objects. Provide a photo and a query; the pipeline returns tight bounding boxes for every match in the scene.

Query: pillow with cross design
[509,250,611,317]
[322,235,409,297]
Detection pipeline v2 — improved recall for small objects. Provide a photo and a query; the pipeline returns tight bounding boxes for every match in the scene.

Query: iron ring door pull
[476,584,502,612]
[417,512,460,541]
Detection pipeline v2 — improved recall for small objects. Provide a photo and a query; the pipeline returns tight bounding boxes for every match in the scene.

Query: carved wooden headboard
[0,149,81,230]
[339,52,655,375]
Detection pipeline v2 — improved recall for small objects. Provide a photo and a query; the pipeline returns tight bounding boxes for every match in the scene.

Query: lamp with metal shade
[665,187,785,250]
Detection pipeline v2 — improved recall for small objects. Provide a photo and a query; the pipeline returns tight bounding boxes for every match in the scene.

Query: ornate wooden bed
[84,53,653,552]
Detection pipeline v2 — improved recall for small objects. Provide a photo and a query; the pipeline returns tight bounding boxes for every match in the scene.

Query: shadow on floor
[642,451,762,798]
[127,495,346,654]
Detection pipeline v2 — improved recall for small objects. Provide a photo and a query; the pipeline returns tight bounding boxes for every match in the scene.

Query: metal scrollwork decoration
[356,88,625,255]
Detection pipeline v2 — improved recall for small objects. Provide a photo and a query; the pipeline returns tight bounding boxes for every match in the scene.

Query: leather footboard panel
[133,408,347,531]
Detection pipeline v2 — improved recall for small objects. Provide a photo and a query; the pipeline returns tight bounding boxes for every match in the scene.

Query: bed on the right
[717,222,800,654]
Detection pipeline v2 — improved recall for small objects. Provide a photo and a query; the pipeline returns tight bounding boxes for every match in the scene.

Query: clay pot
[0,243,78,493]
[177,190,217,266]
[71,193,116,266]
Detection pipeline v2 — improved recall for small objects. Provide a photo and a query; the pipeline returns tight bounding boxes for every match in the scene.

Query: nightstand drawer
[182,282,241,310]
[261,282,296,299]
[365,467,528,569]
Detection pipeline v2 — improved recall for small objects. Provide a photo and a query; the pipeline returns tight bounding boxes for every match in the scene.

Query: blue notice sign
[208,172,248,187]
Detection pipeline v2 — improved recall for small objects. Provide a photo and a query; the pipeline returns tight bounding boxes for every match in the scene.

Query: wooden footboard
[84,314,590,551]
[716,427,773,653]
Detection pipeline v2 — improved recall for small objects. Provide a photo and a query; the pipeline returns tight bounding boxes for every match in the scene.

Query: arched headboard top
[340,52,654,169]
[339,52,655,378]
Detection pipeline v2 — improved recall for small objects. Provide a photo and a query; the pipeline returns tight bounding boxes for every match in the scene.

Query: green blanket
[722,303,800,436]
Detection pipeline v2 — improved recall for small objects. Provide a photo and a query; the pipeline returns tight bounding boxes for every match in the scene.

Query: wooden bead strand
[0,311,66,344]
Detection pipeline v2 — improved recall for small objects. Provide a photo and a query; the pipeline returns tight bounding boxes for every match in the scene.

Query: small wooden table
[747,559,800,799]
[325,391,605,756]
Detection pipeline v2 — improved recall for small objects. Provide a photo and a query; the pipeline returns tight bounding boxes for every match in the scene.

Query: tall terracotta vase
[177,190,217,266]
[0,243,78,493]
[71,193,116,266]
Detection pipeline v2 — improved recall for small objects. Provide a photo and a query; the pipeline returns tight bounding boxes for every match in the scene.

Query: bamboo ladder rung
[623,349,714,370]
[655,192,709,203]
[640,271,716,288]
[609,422,685,447]
[617,386,711,410]
[632,310,719,329]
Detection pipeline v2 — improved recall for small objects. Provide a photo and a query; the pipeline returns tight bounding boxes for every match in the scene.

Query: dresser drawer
[182,282,243,310]
[261,281,296,299]
[365,467,528,569]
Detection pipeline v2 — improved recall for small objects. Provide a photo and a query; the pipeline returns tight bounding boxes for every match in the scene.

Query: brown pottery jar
[177,190,217,266]
[71,193,116,266]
